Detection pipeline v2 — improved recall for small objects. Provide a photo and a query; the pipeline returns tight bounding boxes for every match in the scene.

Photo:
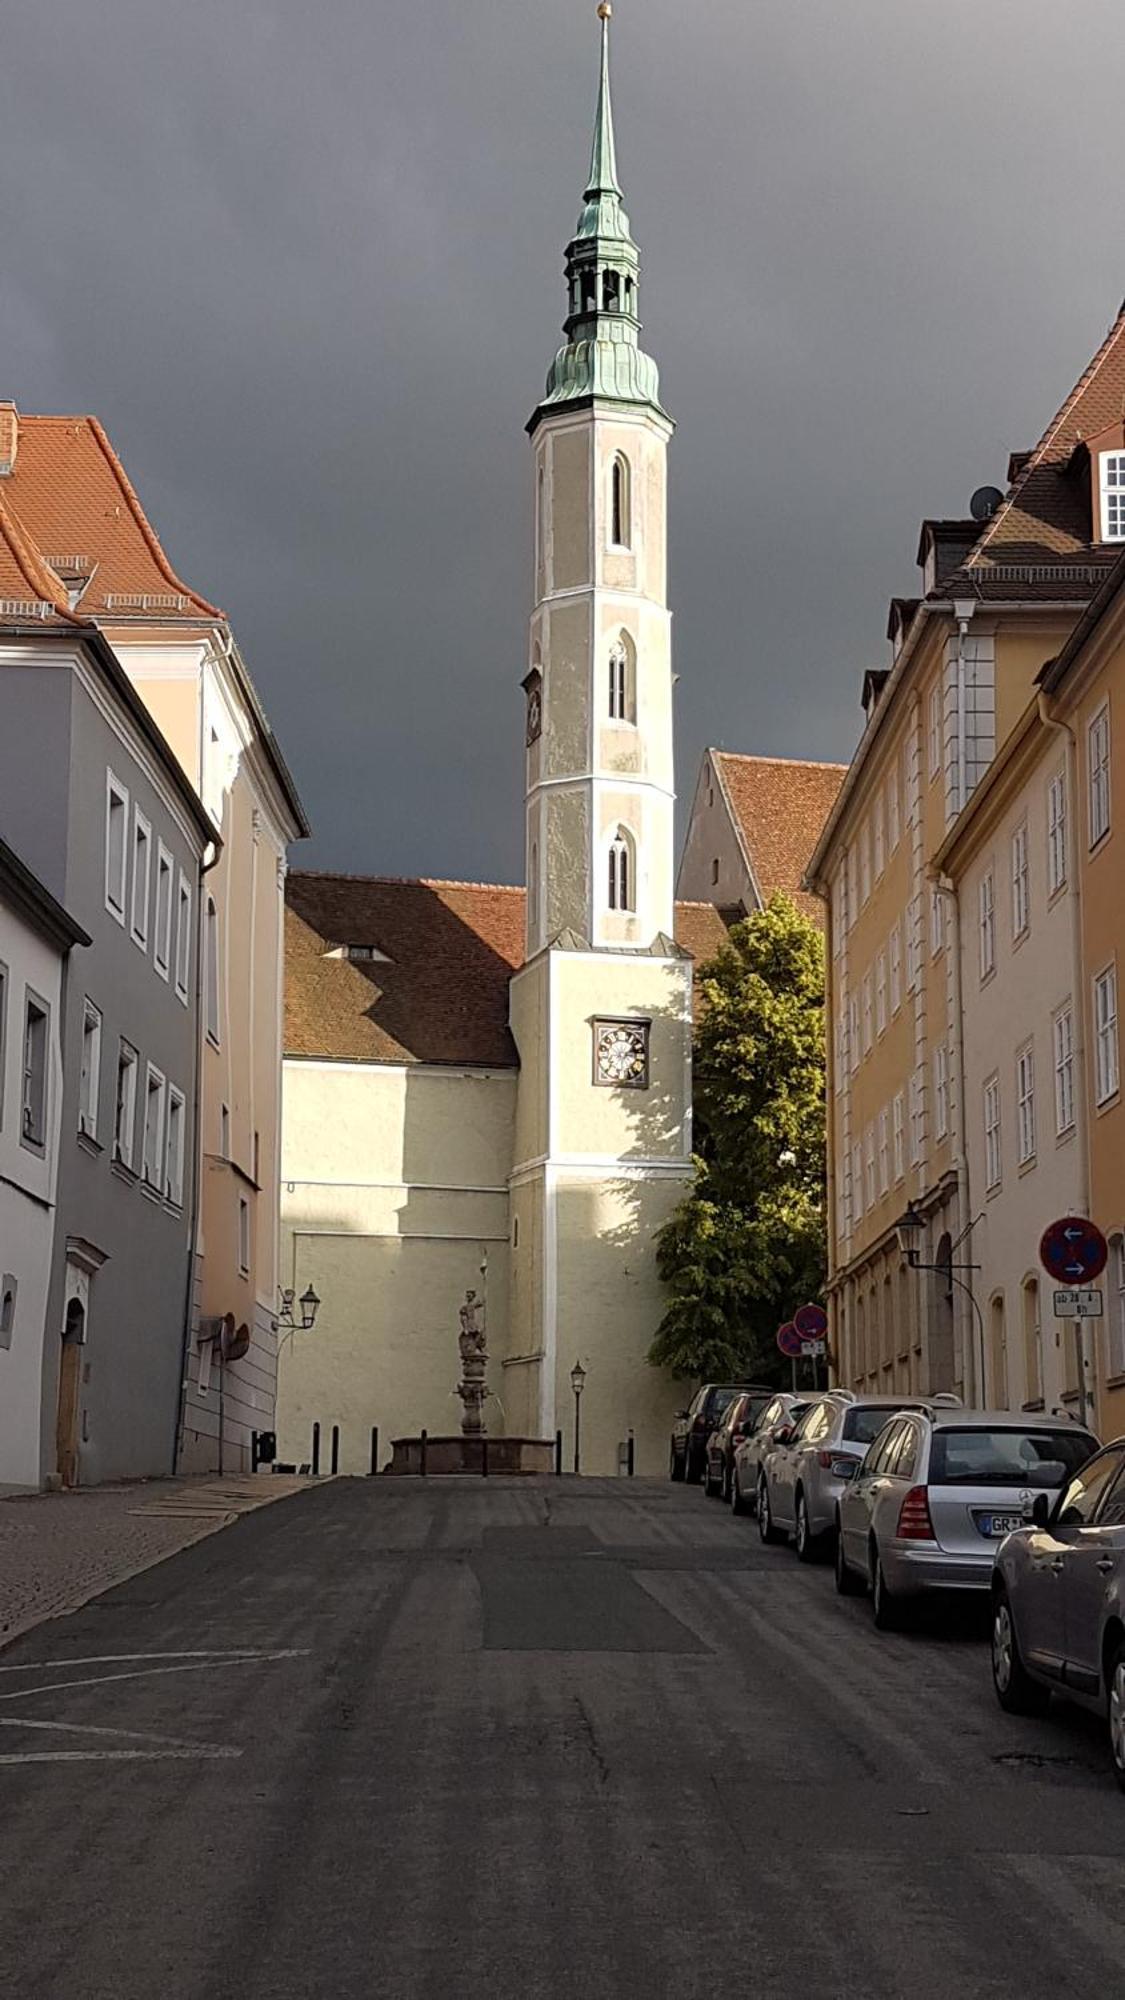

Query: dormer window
[1100,452,1125,541]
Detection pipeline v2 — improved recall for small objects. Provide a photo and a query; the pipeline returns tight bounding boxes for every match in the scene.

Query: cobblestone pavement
[0,1474,312,1651]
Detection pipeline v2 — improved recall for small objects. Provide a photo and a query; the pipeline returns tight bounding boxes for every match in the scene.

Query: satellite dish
[970,485,1004,523]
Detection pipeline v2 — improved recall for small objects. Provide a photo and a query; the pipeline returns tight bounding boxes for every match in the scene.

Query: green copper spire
[531,4,669,429]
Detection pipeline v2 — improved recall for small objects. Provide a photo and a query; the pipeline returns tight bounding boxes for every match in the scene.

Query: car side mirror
[676,1411,689,1421]
[836,1459,859,1482]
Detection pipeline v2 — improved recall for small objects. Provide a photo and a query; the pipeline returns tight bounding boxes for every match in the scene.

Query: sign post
[1040,1217,1107,1431]
[792,1304,829,1388]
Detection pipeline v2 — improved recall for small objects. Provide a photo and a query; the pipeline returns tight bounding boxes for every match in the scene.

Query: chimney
[0,404,17,476]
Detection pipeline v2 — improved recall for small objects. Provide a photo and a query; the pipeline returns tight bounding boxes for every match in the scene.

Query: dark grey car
[991,1437,1125,1787]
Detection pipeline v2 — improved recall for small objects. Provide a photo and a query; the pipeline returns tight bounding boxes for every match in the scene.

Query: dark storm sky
[3,0,1123,880]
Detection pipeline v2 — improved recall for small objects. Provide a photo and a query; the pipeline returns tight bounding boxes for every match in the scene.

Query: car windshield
[928,1427,1096,1487]
[843,1404,923,1445]
[707,1388,740,1422]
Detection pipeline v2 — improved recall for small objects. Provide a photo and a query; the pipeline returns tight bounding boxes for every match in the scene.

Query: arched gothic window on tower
[608,829,635,913]
[602,269,620,312]
[611,454,631,548]
[608,633,635,723]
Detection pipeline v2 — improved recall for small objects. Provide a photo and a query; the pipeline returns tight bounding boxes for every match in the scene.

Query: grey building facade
[0,627,213,1484]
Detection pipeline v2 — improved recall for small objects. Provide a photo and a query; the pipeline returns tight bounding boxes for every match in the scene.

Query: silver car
[836,1408,1099,1629]
[991,1437,1125,1786]
[757,1391,945,1562]
[729,1394,809,1516]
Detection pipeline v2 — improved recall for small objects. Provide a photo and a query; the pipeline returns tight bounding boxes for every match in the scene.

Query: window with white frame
[909,1067,925,1166]
[114,1042,138,1168]
[205,896,221,1043]
[165,1086,185,1207]
[1047,771,1067,896]
[851,1141,863,1219]
[906,895,923,992]
[608,635,635,723]
[878,1108,890,1195]
[175,873,192,1004]
[1099,450,1125,541]
[848,994,860,1075]
[864,1125,876,1211]
[892,1091,905,1182]
[859,824,872,906]
[889,924,902,1014]
[929,681,942,779]
[608,830,635,913]
[238,1195,251,1276]
[833,865,847,957]
[862,973,873,1056]
[833,1012,844,1092]
[1108,1234,1125,1379]
[1016,1045,1036,1165]
[888,767,901,850]
[154,844,173,978]
[933,1042,949,1142]
[1089,703,1111,847]
[1094,964,1119,1105]
[1011,824,1029,939]
[874,794,885,879]
[984,1073,1002,1190]
[875,951,887,1037]
[846,847,857,926]
[1054,1004,1075,1136]
[79,1000,102,1139]
[979,870,996,980]
[22,993,48,1150]
[105,771,128,922]
[930,885,944,957]
[142,1064,166,1188]
[130,808,152,950]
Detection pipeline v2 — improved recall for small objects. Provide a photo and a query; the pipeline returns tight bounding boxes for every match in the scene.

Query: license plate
[975,1512,1025,1538]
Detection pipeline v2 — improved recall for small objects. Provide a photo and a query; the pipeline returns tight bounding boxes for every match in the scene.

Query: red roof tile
[285,873,733,1066]
[712,753,844,924]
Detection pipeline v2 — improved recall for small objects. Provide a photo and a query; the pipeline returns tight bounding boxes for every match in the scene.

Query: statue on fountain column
[457,1290,489,1436]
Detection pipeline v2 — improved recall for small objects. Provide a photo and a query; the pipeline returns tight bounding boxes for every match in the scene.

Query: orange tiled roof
[285,873,733,1067]
[0,493,83,627]
[0,412,220,623]
[712,753,845,924]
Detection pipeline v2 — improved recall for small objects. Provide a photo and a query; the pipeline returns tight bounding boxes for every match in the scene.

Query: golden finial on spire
[598,3,612,19]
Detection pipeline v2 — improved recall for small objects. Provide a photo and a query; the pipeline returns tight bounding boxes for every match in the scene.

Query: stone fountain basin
[388,1436,554,1476]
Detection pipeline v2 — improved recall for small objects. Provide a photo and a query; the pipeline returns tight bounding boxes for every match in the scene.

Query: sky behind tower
[2,0,1123,880]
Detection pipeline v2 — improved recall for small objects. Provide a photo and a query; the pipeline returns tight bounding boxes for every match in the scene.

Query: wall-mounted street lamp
[895,1201,985,1400]
[571,1359,587,1476]
[279,1285,322,1333]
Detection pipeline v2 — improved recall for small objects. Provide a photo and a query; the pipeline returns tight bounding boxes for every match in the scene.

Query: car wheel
[835,1516,861,1595]
[795,1491,818,1565]
[870,1547,906,1631]
[758,1479,783,1546]
[1107,1641,1125,1790]
[670,1444,685,1484]
[991,1585,1049,1716]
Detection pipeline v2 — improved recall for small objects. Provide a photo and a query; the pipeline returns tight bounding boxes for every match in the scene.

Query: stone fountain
[389,1288,554,1475]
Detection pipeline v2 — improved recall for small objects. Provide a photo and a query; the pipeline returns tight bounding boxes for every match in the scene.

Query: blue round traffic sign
[777,1322,803,1359]
[1039,1215,1108,1286]
[794,1303,828,1340]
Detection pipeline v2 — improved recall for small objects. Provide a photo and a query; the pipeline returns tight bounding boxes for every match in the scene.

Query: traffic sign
[777,1322,803,1360]
[794,1303,828,1340]
[1039,1216,1109,1286]
[1053,1288,1105,1320]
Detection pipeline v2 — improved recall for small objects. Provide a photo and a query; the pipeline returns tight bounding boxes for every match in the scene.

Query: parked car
[835,1408,1099,1629]
[991,1437,1125,1785]
[671,1383,768,1484]
[731,1395,811,1516]
[757,1392,945,1561]
[702,1389,776,1499]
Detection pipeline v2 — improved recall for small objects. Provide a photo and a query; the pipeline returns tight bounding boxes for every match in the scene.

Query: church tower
[507,5,693,1476]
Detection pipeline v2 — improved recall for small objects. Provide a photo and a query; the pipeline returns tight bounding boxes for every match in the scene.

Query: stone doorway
[56,1294,85,1488]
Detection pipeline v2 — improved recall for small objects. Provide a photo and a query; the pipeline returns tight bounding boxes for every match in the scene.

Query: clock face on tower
[526,683,543,746]
[593,1017,651,1089]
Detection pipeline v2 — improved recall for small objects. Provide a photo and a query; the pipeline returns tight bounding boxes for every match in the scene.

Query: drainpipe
[1037,690,1095,1429]
[171,835,222,1475]
[935,867,980,1403]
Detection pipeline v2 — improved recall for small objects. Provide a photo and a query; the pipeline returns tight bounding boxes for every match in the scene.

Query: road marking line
[0,1748,241,1765]
[0,1715,235,1752]
[0,1650,308,1704]
[0,1649,310,1673]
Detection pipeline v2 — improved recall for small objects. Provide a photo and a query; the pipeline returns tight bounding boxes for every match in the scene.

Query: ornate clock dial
[526,686,542,746]
[594,1019,650,1089]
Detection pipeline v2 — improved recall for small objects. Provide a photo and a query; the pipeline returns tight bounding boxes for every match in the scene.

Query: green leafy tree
[650,895,827,1381]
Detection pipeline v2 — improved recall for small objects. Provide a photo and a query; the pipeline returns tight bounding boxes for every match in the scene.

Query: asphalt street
[1,1475,1123,2000]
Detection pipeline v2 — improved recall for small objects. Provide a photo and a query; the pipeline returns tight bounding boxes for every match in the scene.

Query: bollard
[555,1429,563,1476]
[311,1422,321,1477]
[331,1425,340,1476]
[251,1430,259,1471]
[370,1426,380,1477]
[481,1435,489,1479]
[420,1428,428,1478]
[627,1429,635,1478]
